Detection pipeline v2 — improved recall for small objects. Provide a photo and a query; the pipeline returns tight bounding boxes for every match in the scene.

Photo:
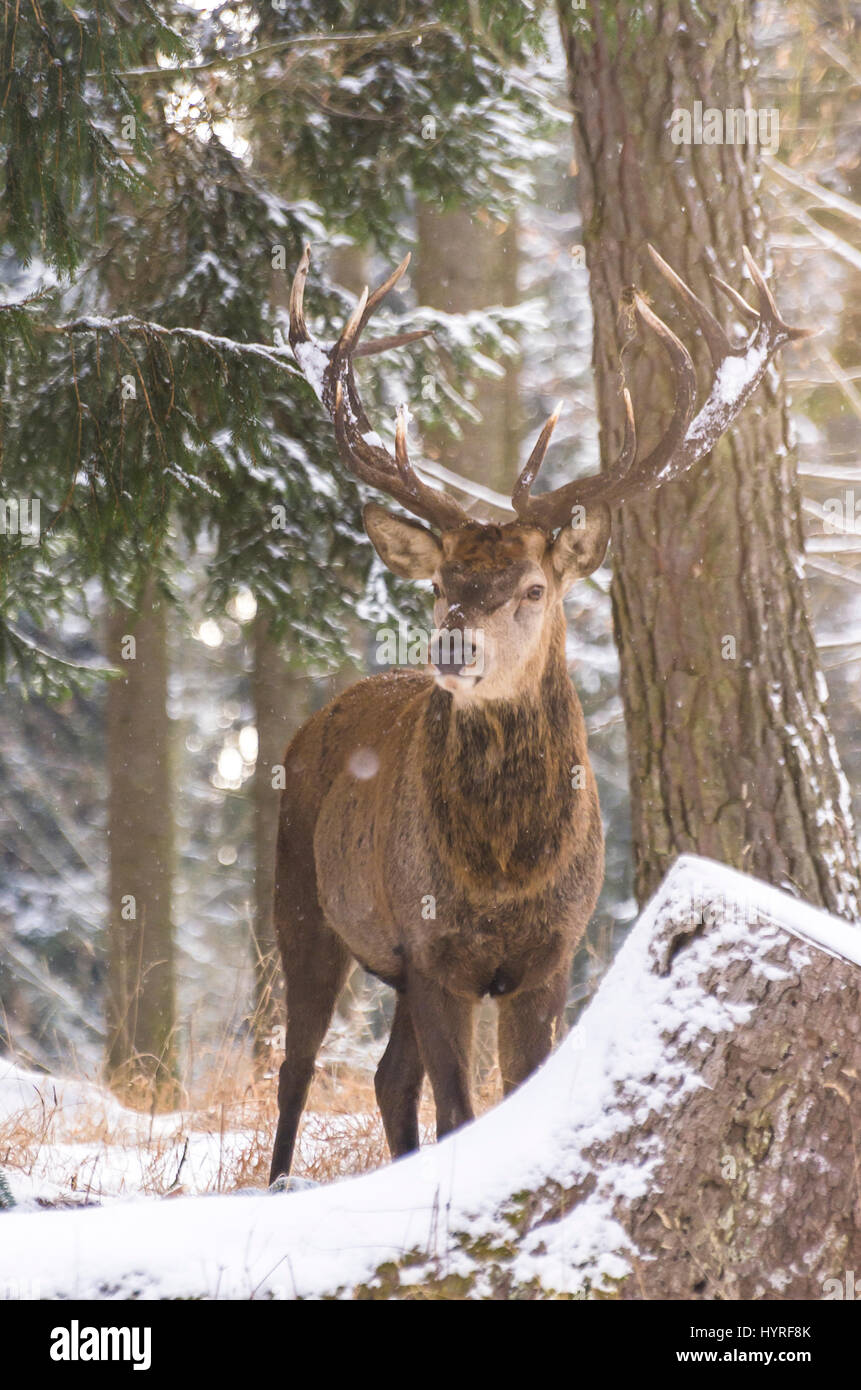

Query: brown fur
[269,520,606,1180]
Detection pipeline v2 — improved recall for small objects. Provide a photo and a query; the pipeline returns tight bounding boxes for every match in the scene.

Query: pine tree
[0,2,559,1078]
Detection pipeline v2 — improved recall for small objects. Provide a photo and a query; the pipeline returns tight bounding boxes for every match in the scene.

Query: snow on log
[1,855,860,1300]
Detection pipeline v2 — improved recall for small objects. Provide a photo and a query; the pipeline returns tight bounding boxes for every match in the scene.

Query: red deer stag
[270,243,807,1182]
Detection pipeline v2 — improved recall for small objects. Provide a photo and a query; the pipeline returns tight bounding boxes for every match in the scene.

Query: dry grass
[0,1058,378,1205]
[0,1020,505,1208]
[0,947,619,1210]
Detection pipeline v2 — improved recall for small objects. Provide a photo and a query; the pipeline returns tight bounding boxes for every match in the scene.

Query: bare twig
[764,156,861,228]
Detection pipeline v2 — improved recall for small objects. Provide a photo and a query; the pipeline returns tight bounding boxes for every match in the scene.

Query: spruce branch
[33,314,302,379]
[106,23,455,81]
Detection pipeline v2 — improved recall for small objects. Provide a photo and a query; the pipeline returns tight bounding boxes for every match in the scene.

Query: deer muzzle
[430,623,484,679]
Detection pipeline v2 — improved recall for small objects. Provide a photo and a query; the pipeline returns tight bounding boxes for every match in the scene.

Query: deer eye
[524,585,545,601]
[432,583,441,599]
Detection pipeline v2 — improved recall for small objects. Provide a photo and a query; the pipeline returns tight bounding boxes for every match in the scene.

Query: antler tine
[329,257,436,372]
[711,273,759,327]
[513,289,696,531]
[712,247,809,342]
[617,291,698,492]
[618,386,636,468]
[333,285,369,364]
[291,244,432,358]
[742,246,816,342]
[647,244,732,368]
[331,383,469,529]
[742,245,781,328]
[355,329,433,357]
[360,254,412,333]
[394,403,412,477]
[288,242,312,346]
[512,401,563,513]
[715,248,813,342]
[289,248,472,532]
[511,247,810,533]
[388,402,470,527]
[346,257,436,355]
[512,390,637,524]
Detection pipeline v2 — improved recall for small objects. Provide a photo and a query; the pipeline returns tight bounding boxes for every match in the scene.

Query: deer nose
[431,627,476,676]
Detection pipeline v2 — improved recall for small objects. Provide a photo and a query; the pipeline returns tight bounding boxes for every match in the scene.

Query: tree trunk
[105,577,176,1098]
[250,612,310,1061]
[415,205,520,494]
[557,0,860,918]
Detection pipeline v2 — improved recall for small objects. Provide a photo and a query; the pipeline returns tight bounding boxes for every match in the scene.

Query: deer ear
[549,505,611,590]
[363,502,443,579]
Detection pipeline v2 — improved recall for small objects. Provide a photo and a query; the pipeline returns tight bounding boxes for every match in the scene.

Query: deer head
[288,243,808,703]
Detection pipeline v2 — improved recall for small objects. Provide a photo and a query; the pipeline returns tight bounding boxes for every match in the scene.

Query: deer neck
[421,616,588,893]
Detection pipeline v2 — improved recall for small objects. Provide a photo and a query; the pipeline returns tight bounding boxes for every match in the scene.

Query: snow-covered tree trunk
[337,858,861,1301]
[9,859,858,1299]
[558,0,861,918]
[563,861,861,1300]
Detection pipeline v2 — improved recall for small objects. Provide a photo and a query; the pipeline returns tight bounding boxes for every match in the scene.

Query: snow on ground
[0,1065,372,1209]
[0,1068,244,1207]
[0,854,858,1300]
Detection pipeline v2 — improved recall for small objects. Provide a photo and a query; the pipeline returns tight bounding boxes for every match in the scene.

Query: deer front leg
[406,969,475,1139]
[497,967,570,1096]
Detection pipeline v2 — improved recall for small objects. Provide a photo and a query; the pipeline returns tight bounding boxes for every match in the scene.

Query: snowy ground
[0,1064,386,1211]
[1,1067,254,1208]
[0,854,859,1300]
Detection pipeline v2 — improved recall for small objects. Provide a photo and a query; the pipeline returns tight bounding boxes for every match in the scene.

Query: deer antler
[511,245,812,532]
[290,243,809,537]
[288,244,471,531]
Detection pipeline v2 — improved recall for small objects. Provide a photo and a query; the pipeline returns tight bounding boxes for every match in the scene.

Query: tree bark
[415,205,520,495]
[557,0,860,918]
[361,858,861,1302]
[319,858,861,1299]
[105,577,176,1098]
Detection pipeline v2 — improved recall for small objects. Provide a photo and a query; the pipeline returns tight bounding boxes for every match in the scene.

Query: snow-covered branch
[35,314,301,378]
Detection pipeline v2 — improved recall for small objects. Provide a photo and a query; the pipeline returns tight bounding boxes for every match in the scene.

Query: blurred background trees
[0,0,859,1102]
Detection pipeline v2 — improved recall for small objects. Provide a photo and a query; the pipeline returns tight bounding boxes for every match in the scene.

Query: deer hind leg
[269,918,351,1184]
[375,995,425,1159]
[407,970,475,1140]
[496,967,570,1097]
